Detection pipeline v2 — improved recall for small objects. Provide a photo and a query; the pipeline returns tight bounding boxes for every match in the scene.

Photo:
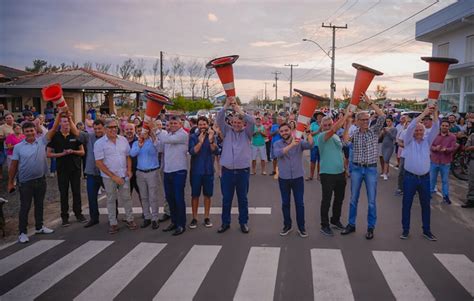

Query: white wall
[431,25,474,64]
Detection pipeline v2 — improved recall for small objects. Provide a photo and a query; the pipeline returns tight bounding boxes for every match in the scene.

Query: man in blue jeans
[216,96,255,234]
[158,116,189,236]
[342,93,385,240]
[273,123,313,237]
[401,105,439,241]
[429,119,457,204]
[83,119,105,228]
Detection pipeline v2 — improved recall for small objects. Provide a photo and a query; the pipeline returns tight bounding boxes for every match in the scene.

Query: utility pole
[285,64,298,110]
[264,82,268,100]
[271,71,281,101]
[160,51,164,90]
[322,23,347,111]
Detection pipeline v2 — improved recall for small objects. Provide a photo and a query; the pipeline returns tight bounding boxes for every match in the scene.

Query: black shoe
[217,224,230,233]
[62,219,71,227]
[341,224,355,235]
[76,215,88,223]
[240,224,249,234]
[141,219,151,228]
[443,196,452,204]
[279,225,292,236]
[366,228,374,240]
[320,226,334,236]
[204,218,213,228]
[461,202,474,208]
[298,229,308,238]
[270,171,276,176]
[400,230,409,240]
[172,226,185,236]
[330,221,345,230]
[423,232,438,241]
[84,220,99,228]
[163,223,177,232]
[158,214,171,222]
[152,221,159,229]
[189,219,198,229]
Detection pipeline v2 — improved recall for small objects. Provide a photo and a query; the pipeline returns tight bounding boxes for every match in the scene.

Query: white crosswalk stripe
[1,240,473,300]
[373,251,434,301]
[99,207,272,214]
[434,253,474,297]
[311,248,354,300]
[233,247,280,301]
[1,240,113,300]
[154,245,221,301]
[0,240,64,277]
[74,242,166,301]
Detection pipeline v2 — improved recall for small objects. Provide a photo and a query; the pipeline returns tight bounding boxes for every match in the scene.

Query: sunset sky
[0,0,457,102]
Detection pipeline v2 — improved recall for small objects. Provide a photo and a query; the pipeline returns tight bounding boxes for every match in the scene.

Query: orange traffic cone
[421,57,458,105]
[206,55,239,97]
[294,89,329,139]
[41,83,67,110]
[348,63,383,112]
[142,90,172,132]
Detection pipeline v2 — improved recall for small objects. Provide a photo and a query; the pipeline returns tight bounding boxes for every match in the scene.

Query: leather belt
[353,162,377,168]
[137,167,159,173]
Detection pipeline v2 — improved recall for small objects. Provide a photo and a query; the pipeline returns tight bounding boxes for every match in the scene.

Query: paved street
[0,161,473,301]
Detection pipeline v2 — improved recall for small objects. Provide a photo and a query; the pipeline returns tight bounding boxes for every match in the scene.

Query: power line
[331,0,359,23]
[346,0,382,24]
[338,0,439,49]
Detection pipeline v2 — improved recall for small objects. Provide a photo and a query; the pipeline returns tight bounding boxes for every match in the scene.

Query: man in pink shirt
[430,119,458,204]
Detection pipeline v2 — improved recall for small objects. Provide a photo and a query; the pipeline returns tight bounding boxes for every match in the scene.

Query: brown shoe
[108,225,119,234]
[126,220,138,230]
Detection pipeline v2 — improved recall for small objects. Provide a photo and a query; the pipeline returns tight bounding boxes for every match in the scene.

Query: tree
[118,58,135,80]
[152,59,160,88]
[374,85,387,100]
[25,59,48,73]
[341,87,351,100]
[187,60,202,100]
[132,59,146,84]
[83,61,93,70]
[95,63,111,73]
[167,57,184,98]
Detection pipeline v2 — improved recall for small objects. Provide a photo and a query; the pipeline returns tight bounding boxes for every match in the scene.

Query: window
[466,35,474,62]
[465,75,474,113]
[438,43,449,57]
[440,77,460,113]
[11,97,22,113]
[443,78,460,93]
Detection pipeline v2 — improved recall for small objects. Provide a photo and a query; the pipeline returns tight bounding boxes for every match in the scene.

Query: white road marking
[74,242,166,301]
[0,240,64,276]
[311,248,354,300]
[98,207,272,215]
[373,251,434,301]
[234,247,280,301]
[1,240,113,300]
[434,253,474,297]
[154,245,221,301]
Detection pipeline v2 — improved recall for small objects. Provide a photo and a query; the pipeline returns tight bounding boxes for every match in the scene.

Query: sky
[0,0,458,102]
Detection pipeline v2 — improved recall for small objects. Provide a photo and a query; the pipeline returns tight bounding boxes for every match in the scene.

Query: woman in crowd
[380,117,397,180]
[4,123,24,170]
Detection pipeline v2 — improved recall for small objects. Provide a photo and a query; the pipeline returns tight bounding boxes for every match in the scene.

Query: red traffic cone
[41,83,67,110]
[206,55,239,97]
[142,90,173,132]
[294,89,329,139]
[349,63,383,112]
[421,57,458,106]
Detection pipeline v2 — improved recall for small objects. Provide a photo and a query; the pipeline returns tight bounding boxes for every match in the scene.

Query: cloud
[281,42,301,48]
[250,41,287,47]
[207,13,218,22]
[73,43,99,51]
[203,36,227,44]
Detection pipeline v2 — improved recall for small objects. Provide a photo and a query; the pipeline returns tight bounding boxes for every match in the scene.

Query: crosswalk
[0,239,472,300]
[99,207,272,215]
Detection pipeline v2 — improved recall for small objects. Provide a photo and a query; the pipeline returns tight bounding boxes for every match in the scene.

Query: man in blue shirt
[270,115,285,176]
[130,126,161,230]
[273,123,313,237]
[188,116,218,229]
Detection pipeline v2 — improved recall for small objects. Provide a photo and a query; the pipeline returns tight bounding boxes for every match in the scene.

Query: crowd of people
[0,97,473,244]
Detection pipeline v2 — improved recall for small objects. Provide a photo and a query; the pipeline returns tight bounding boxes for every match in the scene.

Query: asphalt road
[0,162,473,301]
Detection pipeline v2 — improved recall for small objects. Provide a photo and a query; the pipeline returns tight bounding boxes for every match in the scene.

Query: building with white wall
[414,0,474,113]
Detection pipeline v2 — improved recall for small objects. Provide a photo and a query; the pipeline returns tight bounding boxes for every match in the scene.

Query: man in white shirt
[158,116,189,236]
[94,118,137,234]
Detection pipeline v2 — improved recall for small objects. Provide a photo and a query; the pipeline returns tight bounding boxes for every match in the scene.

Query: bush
[170,96,214,112]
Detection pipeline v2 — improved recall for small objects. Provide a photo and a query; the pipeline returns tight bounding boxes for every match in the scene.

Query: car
[401,111,421,119]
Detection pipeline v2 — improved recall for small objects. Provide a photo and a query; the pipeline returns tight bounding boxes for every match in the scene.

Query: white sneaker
[383,174,388,181]
[35,226,54,234]
[18,233,29,243]
[380,174,384,178]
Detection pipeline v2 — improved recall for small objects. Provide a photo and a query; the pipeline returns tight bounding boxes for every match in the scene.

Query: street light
[302,38,335,111]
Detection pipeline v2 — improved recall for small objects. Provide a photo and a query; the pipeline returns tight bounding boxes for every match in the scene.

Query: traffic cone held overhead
[41,83,67,110]
[421,57,458,106]
[142,90,173,132]
[349,63,383,112]
[294,89,329,139]
[206,55,239,97]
